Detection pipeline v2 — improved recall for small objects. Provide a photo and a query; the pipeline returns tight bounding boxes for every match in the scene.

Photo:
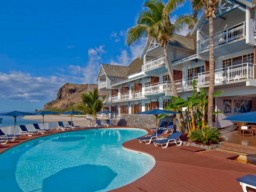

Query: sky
[0,0,191,112]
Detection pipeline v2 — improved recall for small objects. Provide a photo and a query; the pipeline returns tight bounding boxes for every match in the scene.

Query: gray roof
[102,64,129,78]
[101,57,143,79]
[127,57,143,76]
[169,34,195,51]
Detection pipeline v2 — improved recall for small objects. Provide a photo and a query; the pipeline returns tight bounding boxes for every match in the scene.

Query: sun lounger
[95,119,103,127]
[0,129,17,142]
[150,121,167,132]
[164,123,174,133]
[137,129,165,144]
[68,121,81,129]
[236,174,256,192]
[153,131,182,148]
[19,125,37,136]
[0,137,8,145]
[57,122,71,131]
[105,119,114,127]
[32,123,47,134]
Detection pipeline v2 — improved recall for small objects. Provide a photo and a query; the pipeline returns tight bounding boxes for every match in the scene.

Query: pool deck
[1,127,256,192]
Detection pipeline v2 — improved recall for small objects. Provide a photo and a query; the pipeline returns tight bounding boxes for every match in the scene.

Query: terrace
[199,22,245,53]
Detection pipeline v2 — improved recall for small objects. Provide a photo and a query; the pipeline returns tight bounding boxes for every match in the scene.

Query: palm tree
[78,89,104,119]
[191,0,219,127]
[126,0,193,97]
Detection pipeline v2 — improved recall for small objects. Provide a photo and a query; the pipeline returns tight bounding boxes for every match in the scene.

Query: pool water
[0,128,155,192]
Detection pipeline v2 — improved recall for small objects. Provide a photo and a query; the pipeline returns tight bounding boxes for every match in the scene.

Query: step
[218,142,256,155]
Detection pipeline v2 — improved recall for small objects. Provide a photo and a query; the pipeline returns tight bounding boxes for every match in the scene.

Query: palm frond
[165,0,185,14]
[126,24,148,45]
[173,15,194,32]
[144,0,164,17]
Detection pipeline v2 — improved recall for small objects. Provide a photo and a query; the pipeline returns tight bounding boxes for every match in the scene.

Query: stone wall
[115,114,174,129]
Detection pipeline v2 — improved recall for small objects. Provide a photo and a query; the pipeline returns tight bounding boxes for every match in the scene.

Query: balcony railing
[98,81,107,89]
[199,22,245,52]
[144,57,165,72]
[134,91,143,99]
[144,83,162,95]
[121,94,130,101]
[198,63,254,86]
[111,96,119,101]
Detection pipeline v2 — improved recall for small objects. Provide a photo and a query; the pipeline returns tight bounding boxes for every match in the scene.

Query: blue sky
[0,0,191,112]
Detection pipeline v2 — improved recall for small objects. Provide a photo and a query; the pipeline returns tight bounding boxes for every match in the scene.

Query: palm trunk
[163,44,186,133]
[207,16,215,127]
[163,44,178,97]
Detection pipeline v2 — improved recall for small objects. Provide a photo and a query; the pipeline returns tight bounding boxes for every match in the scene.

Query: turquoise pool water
[0,128,155,192]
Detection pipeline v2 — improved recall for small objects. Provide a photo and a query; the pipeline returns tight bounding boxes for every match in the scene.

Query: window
[163,75,170,83]
[188,66,204,80]
[223,53,254,68]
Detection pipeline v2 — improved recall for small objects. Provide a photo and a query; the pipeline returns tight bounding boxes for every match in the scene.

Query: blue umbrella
[36,111,58,124]
[224,111,256,123]
[97,110,112,115]
[0,111,35,133]
[62,111,82,121]
[138,109,178,128]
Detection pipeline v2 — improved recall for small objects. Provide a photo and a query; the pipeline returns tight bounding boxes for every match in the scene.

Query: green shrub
[189,127,221,145]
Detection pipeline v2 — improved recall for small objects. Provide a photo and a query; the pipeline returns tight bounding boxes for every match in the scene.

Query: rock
[44,83,107,111]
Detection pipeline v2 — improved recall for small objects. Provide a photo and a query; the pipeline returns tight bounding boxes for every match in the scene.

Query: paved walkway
[114,139,256,192]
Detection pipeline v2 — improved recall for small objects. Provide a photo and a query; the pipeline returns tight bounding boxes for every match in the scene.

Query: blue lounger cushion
[236,174,256,187]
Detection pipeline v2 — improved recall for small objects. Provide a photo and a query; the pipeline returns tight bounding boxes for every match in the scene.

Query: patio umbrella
[97,110,112,115]
[223,111,256,123]
[0,111,35,134]
[138,109,178,129]
[35,111,58,124]
[62,111,82,121]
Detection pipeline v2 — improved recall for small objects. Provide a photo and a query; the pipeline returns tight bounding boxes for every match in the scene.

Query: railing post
[247,62,249,79]
[227,67,230,82]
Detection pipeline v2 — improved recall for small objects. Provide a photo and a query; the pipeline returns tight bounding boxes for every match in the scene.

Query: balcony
[111,96,119,102]
[144,57,165,73]
[134,91,143,99]
[198,63,254,86]
[98,81,107,89]
[199,22,245,53]
[121,93,130,101]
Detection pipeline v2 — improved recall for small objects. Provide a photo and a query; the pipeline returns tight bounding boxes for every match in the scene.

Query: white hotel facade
[97,0,256,128]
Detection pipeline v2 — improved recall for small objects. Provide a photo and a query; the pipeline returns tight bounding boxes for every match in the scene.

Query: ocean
[0,116,39,128]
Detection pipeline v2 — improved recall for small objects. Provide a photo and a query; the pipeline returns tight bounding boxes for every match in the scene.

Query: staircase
[218,142,256,164]
[218,142,256,155]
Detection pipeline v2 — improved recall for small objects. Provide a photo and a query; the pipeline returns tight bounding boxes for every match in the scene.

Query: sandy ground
[24,115,92,127]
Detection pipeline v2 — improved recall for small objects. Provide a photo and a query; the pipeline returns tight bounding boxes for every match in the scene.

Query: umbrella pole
[14,116,17,135]
[155,114,158,138]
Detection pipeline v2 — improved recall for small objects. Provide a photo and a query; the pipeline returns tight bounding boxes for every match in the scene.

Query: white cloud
[0,72,65,102]
[83,45,106,84]
[110,30,126,43]
[110,37,146,66]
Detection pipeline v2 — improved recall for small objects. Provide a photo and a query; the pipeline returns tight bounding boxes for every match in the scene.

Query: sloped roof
[170,34,195,51]
[102,64,129,78]
[127,57,143,76]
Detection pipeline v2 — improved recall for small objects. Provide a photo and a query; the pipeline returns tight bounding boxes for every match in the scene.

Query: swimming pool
[0,128,155,192]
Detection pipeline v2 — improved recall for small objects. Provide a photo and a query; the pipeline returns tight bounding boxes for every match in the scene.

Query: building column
[128,102,132,114]
[159,98,163,110]
[141,101,145,112]
[254,48,256,79]
[118,105,121,116]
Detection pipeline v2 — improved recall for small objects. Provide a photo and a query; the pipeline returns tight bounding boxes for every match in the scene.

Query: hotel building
[97,0,256,128]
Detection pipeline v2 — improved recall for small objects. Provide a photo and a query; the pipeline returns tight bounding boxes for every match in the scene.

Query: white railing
[144,83,162,95]
[144,57,165,72]
[121,93,130,101]
[198,63,254,86]
[134,91,143,99]
[199,22,245,52]
[98,81,107,89]
[111,96,119,101]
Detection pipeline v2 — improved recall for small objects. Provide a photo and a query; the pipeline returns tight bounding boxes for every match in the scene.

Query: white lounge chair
[153,131,183,148]
[236,174,256,192]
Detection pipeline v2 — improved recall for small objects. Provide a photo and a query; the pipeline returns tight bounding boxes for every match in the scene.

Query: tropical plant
[126,0,193,97]
[165,80,222,134]
[191,0,219,127]
[189,127,221,145]
[77,89,104,119]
